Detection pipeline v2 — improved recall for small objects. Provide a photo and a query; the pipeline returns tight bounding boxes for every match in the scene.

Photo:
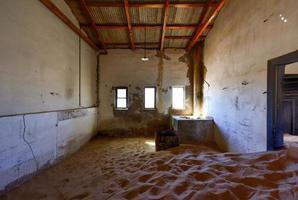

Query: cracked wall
[0,0,98,116]
[203,0,298,153]
[0,108,97,193]
[98,49,193,136]
[0,0,98,193]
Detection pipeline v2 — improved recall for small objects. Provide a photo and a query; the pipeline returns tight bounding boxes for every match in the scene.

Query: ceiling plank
[79,0,107,53]
[124,0,135,50]
[160,0,170,52]
[80,24,214,30]
[85,1,217,8]
[186,0,212,48]
[106,42,160,45]
[165,36,192,39]
[168,24,213,30]
[173,2,217,8]
[187,0,226,51]
[40,0,98,51]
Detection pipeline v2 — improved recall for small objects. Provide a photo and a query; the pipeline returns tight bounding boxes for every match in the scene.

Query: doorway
[267,50,298,150]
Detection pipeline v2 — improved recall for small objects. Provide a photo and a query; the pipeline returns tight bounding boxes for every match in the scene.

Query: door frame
[267,50,298,150]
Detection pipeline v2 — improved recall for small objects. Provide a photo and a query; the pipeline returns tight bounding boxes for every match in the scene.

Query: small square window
[172,86,185,110]
[115,87,128,110]
[144,87,156,109]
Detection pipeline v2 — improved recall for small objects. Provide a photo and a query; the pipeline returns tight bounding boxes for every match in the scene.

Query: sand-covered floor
[1,137,298,200]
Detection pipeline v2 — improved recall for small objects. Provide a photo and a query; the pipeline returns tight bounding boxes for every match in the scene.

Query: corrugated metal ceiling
[65,0,219,50]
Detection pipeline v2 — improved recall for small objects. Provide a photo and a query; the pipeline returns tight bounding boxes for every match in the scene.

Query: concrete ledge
[172,116,214,145]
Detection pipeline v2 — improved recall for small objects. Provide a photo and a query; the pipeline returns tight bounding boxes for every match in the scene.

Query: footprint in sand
[188,171,214,182]
[138,174,153,183]
[174,181,190,195]
[68,192,90,200]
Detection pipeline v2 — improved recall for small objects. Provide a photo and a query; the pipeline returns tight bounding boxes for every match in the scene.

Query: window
[144,87,156,109]
[115,87,128,110]
[172,86,185,110]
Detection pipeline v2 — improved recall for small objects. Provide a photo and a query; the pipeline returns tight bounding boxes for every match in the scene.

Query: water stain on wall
[187,42,205,115]
[99,49,206,137]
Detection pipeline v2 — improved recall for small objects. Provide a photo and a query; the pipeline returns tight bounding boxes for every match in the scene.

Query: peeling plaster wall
[99,49,193,136]
[203,0,298,153]
[0,0,98,193]
[0,108,97,193]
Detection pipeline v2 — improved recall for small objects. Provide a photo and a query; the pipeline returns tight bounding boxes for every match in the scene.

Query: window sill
[144,108,157,111]
[114,108,128,111]
[172,108,185,111]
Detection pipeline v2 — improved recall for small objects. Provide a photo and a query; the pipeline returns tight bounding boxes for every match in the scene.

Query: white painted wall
[286,62,298,74]
[0,108,98,192]
[0,0,98,193]
[99,49,192,134]
[0,0,97,116]
[204,0,298,152]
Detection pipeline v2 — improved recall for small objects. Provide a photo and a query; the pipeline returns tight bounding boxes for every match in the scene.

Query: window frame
[114,87,128,110]
[144,86,157,110]
[171,86,185,110]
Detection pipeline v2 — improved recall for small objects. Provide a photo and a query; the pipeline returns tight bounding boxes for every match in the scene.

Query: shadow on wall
[99,83,172,137]
[213,124,229,152]
[98,50,194,137]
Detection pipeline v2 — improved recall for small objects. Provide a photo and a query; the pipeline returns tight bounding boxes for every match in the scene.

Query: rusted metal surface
[84,1,218,8]
[79,0,107,52]
[80,23,213,30]
[187,0,226,51]
[124,0,135,49]
[160,0,170,51]
[65,0,224,49]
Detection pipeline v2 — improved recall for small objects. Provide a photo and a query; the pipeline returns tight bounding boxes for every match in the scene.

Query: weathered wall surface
[0,108,97,193]
[0,0,98,193]
[0,0,97,115]
[99,49,192,136]
[203,0,298,152]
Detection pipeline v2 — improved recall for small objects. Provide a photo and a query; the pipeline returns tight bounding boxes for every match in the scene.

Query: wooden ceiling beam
[165,35,207,40]
[187,0,226,51]
[172,2,217,8]
[186,0,212,49]
[168,24,213,30]
[40,0,98,51]
[85,1,217,8]
[106,42,160,46]
[124,0,135,50]
[107,47,185,49]
[80,24,214,30]
[165,36,192,39]
[160,0,170,52]
[79,0,107,53]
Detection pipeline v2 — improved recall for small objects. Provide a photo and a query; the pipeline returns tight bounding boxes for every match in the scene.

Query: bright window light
[172,86,185,110]
[116,88,128,109]
[144,87,156,109]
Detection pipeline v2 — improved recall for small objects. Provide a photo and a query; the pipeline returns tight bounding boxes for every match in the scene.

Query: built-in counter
[171,116,214,145]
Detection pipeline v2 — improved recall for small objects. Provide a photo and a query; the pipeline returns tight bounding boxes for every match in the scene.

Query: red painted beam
[187,0,212,49]
[124,0,135,50]
[165,36,192,39]
[40,0,98,50]
[187,0,226,51]
[106,42,160,46]
[167,24,213,30]
[85,1,217,8]
[172,2,217,8]
[81,24,214,30]
[160,0,170,51]
[79,0,107,53]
